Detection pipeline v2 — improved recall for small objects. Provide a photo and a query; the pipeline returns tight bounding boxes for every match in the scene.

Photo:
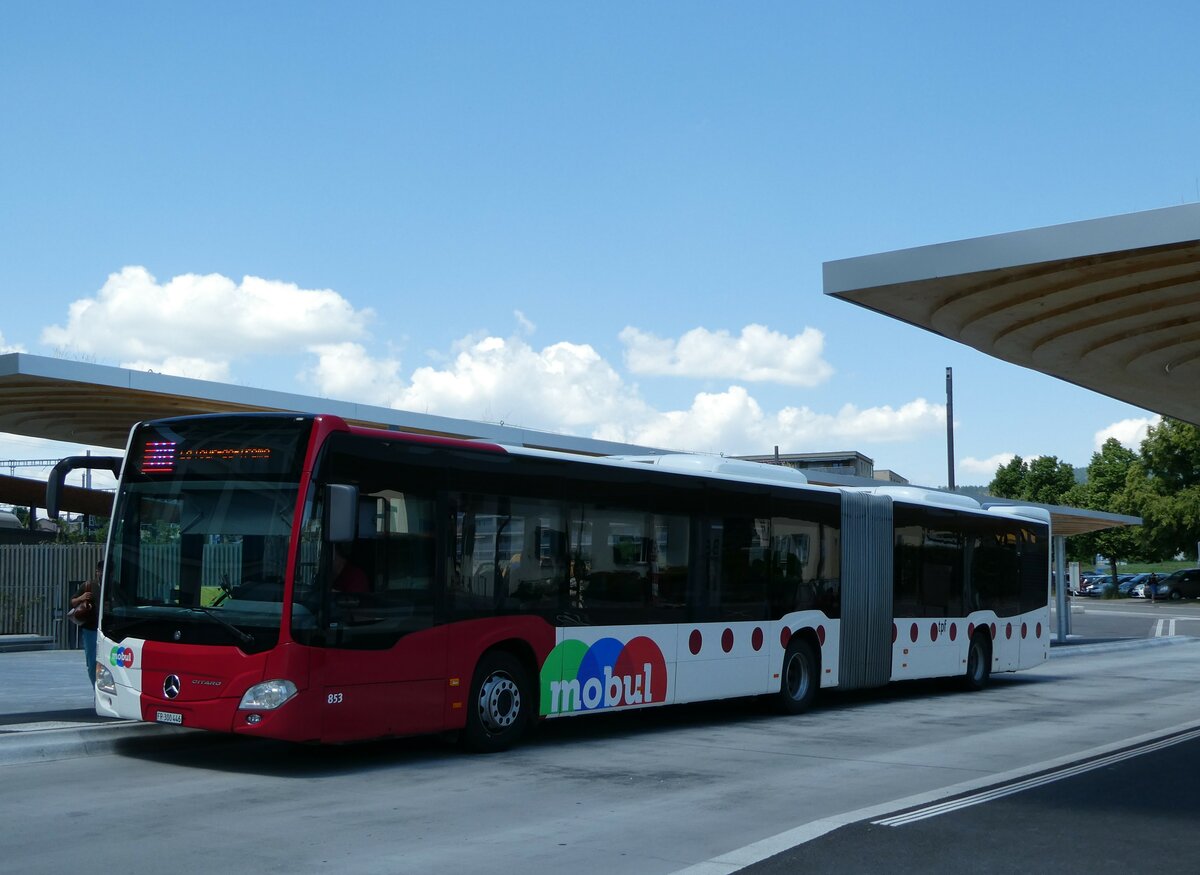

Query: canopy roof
[824,203,1200,427]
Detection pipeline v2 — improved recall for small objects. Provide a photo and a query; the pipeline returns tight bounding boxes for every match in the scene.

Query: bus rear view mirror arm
[47,455,124,519]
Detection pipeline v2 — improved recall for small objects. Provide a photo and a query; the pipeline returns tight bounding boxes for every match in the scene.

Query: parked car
[1119,573,1156,596]
[1130,569,1200,600]
[1072,573,1101,596]
[1078,572,1123,597]
[1081,576,1115,597]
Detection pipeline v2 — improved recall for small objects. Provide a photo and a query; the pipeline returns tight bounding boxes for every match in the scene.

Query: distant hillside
[952,485,991,500]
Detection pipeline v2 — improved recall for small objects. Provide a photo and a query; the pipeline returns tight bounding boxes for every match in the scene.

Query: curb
[1048,635,1198,658]
[0,720,195,766]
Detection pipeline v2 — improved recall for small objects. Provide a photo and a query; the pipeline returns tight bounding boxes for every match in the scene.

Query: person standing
[69,560,102,686]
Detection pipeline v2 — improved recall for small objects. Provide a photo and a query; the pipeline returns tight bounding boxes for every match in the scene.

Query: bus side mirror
[324,484,359,543]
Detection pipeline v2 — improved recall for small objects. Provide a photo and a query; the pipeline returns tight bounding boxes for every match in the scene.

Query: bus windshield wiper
[185,607,255,645]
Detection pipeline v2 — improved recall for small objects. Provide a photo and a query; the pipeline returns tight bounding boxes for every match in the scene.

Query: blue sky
[2,2,1197,488]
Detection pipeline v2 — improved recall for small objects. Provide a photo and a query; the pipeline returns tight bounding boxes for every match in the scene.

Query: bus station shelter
[824,202,1200,636]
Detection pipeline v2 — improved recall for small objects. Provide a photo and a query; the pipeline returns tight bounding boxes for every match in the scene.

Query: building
[734,451,886,481]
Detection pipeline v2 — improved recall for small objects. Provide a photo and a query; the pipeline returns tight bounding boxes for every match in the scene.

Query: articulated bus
[50,413,1050,751]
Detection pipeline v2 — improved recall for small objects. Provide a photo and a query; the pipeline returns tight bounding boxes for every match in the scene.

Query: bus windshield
[102,416,313,653]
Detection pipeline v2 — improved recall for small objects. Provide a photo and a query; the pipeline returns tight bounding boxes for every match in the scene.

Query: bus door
[298,490,447,742]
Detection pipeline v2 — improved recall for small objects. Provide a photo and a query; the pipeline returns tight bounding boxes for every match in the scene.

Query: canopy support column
[1054,535,1070,641]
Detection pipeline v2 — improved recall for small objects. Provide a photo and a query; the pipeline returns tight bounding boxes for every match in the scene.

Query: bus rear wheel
[775,638,818,715]
[963,632,991,691]
[462,651,532,753]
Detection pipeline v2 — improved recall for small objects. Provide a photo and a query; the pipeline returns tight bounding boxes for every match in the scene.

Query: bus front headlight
[238,680,298,710]
[96,663,116,695]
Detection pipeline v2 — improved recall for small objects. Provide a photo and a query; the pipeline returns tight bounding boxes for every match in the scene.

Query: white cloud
[304,331,943,454]
[304,343,402,406]
[120,357,232,382]
[514,310,536,335]
[36,269,944,465]
[960,452,1017,477]
[597,390,944,454]
[620,324,835,387]
[0,331,26,354]
[1095,415,1160,451]
[41,266,371,378]
[393,336,644,429]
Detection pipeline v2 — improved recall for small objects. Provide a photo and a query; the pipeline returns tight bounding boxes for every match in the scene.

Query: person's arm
[70,580,93,608]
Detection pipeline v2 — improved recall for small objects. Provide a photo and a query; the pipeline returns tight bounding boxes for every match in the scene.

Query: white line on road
[1153,619,1179,637]
[1068,608,1200,620]
[873,726,1200,827]
[671,717,1200,875]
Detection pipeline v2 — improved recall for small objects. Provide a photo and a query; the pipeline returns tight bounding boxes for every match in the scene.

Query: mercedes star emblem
[164,675,181,699]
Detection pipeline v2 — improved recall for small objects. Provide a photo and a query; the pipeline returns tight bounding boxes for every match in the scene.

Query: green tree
[1065,439,1151,580]
[1025,455,1077,505]
[989,455,1027,499]
[988,454,1075,505]
[1126,419,1200,561]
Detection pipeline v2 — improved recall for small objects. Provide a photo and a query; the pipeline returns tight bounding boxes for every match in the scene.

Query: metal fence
[0,542,279,649]
[0,543,105,648]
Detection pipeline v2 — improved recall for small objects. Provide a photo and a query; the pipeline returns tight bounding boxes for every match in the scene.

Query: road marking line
[670,717,1200,875]
[873,727,1200,827]
[1155,619,1165,637]
[1066,608,1200,620]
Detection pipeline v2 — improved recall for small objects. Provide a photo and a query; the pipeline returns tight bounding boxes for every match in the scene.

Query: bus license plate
[156,711,183,725]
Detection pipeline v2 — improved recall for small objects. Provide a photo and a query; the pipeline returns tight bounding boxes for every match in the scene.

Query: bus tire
[775,638,818,715]
[462,650,532,753]
[963,631,991,691]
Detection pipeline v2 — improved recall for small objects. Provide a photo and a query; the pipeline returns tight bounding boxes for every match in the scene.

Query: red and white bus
[51,413,1050,751]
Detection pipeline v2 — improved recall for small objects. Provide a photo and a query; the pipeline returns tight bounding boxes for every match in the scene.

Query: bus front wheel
[462,651,532,753]
[775,638,818,715]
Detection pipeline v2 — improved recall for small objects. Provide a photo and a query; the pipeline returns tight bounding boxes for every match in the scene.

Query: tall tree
[988,454,1075,505]
[1127,419,1200,562]
[989,455,1027,499]
[1024,455,1078,505]
[1065,439,1150,575]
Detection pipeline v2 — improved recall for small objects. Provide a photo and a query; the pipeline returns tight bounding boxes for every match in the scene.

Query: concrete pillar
[1054,535,1070,641]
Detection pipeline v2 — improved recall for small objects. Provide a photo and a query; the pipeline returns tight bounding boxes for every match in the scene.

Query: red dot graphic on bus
[817,625,826,646]
[721,628,734,653]
[1006,623,1013,640]
[752,627,763,651]
[613,637,668,706]
[949,623,957,641]
[780,627,792,648]
[990,623,997,639]
[1021,623,1028,639]
[689,630,702,655]
[930,623,938,642]
[968,623,975,638]
[892,623,897,643]
[1036,622,1043,638]
[909,623,918,643]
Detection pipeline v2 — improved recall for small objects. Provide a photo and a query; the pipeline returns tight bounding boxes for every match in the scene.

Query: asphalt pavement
[745,726,1200,874]
[0,639,185,765]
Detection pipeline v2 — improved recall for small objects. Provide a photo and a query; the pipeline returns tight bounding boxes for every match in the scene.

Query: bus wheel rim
[478,672,521,733]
